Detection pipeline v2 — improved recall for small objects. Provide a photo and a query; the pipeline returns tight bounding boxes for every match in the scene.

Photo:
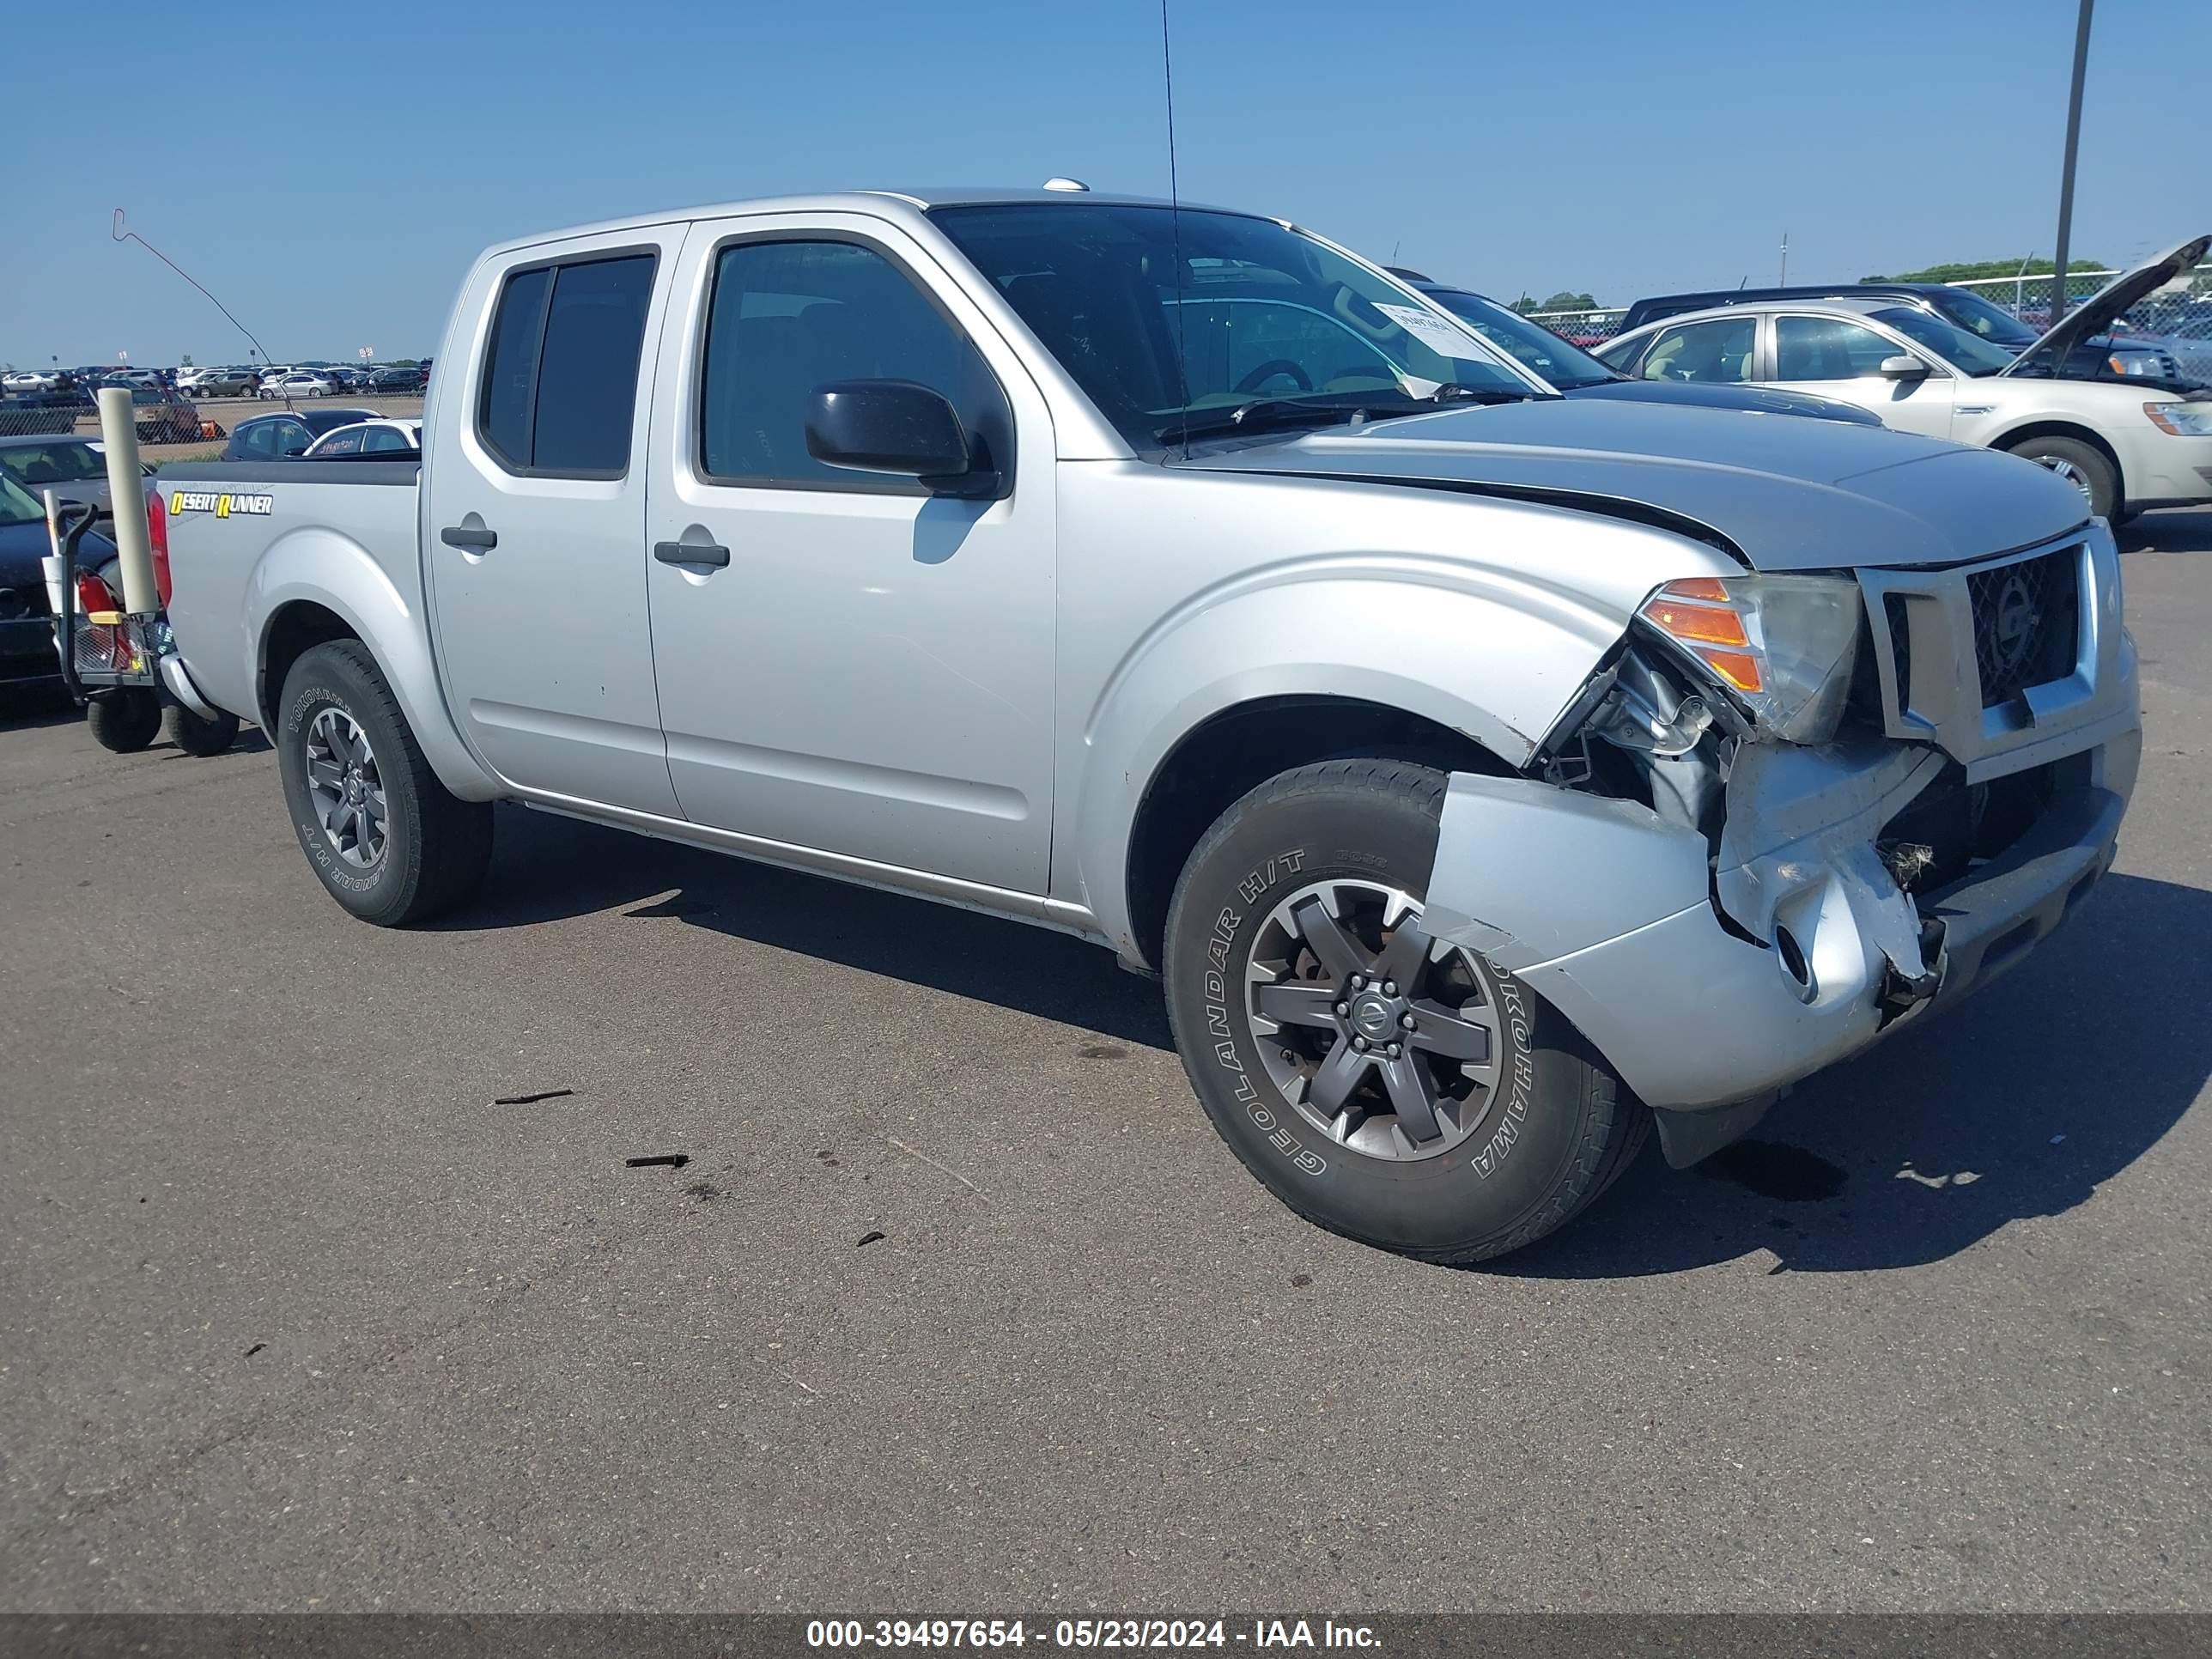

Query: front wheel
[1163,759,1646,1264]
[2006,434,2119,520]
[275,641,492,925]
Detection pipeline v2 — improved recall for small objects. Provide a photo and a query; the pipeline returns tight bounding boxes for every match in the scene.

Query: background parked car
[259,371,337,400]
[3,369,64,393]
[219,407,380,461]
[1593,253,2212,521]
[1620,280,2191,386]
[125,386,202,443]
[0,434,153,515]
[1387,268,1883,425]
[367,363,425,392]
[301,419,423,457]
[191,366,259,398]
[0,471,118,689]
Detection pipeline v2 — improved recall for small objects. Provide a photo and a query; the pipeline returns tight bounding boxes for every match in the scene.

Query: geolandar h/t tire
[1163,759,1647,1264]
[275,641,492,927]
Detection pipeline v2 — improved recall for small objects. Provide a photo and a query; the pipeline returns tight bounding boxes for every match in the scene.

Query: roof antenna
[112,208,289,408]
[1160,0,1192,459]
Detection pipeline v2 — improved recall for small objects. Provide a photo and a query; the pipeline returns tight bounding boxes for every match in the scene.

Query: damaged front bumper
[1422,575,2141,1165]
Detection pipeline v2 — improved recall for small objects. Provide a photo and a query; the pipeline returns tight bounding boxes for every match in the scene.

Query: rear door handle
[654,539,731,568]
[441,524,497,551]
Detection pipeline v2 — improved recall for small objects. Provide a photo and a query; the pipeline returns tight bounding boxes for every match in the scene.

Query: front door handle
[441,524,497,551]
[654,539,731,569]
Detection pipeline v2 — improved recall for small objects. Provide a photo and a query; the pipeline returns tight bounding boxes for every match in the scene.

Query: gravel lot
[3,510,2209,1613]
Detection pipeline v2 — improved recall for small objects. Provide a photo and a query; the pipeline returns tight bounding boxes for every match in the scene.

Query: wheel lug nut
[1349,975,1365,991]
[1334,1002,1350,1017]
[1382,981,1397,996]
[1352,1036,1369,1052]
[1400,1012,1416,1030]
[1386,1043,1402,1059]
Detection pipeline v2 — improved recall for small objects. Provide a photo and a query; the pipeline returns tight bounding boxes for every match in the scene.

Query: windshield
[1869,307,2019,376]
[1923,287,2038,349]
[0,472,46,526]
[1422,288,1620,388]
[0,441,108,487]
[930,204,1542,450]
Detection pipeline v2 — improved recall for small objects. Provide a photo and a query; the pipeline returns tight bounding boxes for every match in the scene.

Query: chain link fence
[0,380,427,446]
[1522,264,2212,379]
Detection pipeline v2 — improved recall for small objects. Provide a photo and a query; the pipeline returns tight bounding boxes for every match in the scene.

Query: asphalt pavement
[3,510,2209,1613]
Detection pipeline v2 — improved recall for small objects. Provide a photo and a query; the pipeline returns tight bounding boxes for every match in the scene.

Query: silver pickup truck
[160,188,2140,1262]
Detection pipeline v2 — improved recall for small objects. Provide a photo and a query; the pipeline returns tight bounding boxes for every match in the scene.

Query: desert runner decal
[168,489,273,519]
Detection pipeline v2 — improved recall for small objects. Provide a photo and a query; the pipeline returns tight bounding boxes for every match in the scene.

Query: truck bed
[159,459,422,728]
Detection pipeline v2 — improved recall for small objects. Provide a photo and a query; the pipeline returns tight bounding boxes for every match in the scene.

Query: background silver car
[1595,236,2212,521]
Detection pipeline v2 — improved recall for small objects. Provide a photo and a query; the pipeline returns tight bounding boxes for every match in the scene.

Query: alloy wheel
[1244,878,1505,1163]
[2033,454,2094,504]
[304,708,387,868]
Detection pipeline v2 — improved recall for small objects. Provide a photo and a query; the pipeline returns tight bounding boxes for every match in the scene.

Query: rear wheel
[1162,759,1646,1263]
[87,688,162,753]
[275,641,492,925]
[167,702,240,757]
[2005,434,2119,520]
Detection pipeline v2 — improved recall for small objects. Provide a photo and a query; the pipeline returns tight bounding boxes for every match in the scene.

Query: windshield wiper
[1159,385,1537,446]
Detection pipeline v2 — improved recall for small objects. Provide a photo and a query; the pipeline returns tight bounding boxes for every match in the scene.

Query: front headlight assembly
[2144,400,2212,437]
[1638,574,1863,744]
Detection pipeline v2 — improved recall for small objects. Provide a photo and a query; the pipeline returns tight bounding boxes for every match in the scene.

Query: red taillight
[147,488,172,606]
[76,570,120,615]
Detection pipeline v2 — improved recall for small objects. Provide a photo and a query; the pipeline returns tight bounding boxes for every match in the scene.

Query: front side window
[930,203,1535,451]
[315,430,364,456]
[477,252,655,475]
[1774,315,1905,380]
[1869,307,2014,375]
[697,239,1010,488]
[1637,317,1756,385]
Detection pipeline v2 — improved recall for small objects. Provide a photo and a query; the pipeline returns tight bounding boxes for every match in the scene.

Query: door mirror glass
[805,380,993,493]
[1877,354,1929,380]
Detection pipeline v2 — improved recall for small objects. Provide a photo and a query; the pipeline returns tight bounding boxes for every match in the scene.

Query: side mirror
[1877,354,1929,380]
[805,380,999,496]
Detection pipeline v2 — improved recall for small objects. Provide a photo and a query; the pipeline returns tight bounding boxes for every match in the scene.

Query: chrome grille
[1965,549,2079,708]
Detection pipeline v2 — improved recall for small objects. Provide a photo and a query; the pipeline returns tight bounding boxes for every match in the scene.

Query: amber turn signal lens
[1697,648,1765,693]
[1644,599,1748,647]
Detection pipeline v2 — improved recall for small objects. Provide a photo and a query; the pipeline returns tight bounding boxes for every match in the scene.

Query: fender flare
[1066,571,1628,954]
[246,528,501,800]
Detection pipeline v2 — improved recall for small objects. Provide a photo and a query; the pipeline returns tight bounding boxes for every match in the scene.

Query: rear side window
[476,253,655,477]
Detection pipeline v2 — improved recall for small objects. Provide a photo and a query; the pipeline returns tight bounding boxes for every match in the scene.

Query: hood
[1175,397,2089,572]
[1565,378,1883,425]
[2004,233,2209,378]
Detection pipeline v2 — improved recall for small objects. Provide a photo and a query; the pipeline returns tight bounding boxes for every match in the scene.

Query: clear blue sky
[6,0,2205,368]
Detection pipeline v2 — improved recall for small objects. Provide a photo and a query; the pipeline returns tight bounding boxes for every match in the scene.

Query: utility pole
[2051,0,2094,324]
[1778,231,1789,286]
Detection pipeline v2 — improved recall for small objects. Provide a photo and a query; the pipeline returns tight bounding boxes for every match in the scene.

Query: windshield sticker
[168,489,272,519]
[1375,302,1491,362]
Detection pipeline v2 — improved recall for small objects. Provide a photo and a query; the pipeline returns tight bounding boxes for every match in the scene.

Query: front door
[1765,313,1957,439]
[424,224,686,815]
[642,216,1056,892]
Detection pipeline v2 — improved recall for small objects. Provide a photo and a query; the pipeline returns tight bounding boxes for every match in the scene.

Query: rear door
[639,212,1056,891]
[423,224,687,814]
[1765,312,1956,438]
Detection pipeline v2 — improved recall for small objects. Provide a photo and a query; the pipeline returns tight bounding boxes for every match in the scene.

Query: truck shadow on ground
[1501,869,2212,1277]
[447,804,1175,1050]
[453,811,2205,1276]
[2118,506,2210,556]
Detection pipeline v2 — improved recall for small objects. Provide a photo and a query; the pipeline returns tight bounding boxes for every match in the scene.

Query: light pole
[2051,0,2094,324]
